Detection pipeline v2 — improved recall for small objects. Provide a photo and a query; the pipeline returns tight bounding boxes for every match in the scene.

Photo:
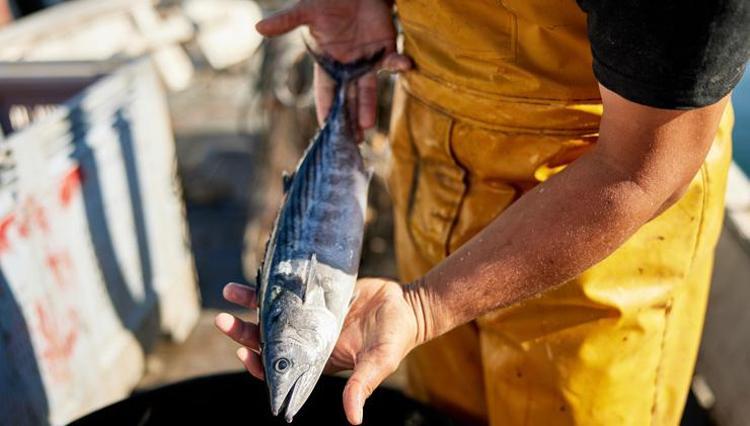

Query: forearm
[404,147,679,343]
[401,84,730,345]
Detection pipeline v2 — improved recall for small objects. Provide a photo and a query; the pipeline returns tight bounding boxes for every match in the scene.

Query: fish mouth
[273,371,309,423]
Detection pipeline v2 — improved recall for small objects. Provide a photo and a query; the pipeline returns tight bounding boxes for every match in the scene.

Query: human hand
[215,278,425,425]
[255,0,412,136]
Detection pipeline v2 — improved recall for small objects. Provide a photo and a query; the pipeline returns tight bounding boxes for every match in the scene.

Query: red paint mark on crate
[16,198,50,237]
[59,166,84,207]
[0,213,14,253]
[46,250,74,289]
[16,212,29,238]
[31,200,49,235]
[36,302,78,382]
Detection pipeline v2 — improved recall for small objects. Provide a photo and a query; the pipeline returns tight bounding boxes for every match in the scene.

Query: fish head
[262,299,336,423]
[263,338,320,423]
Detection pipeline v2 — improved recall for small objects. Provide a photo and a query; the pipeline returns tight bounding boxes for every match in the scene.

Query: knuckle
[358,377,375,394]
[348,376,364,389]
[349,376,373,398]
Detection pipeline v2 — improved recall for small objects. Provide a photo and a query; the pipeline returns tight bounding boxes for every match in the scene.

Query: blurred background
[0,1,747,425]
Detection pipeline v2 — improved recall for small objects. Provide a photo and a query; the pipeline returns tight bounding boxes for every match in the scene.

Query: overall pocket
[398,95,466,264]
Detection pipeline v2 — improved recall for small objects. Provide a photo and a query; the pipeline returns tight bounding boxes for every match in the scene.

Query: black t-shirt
[577,0,750,109]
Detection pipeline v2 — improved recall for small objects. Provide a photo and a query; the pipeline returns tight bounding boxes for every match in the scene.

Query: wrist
[402,277,445,346]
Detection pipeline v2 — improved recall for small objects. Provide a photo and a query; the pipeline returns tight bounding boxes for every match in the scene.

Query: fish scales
[257,47,384,423]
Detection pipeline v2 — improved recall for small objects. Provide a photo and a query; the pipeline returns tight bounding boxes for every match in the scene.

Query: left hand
[255,0,411,135]
[216,278,423,425]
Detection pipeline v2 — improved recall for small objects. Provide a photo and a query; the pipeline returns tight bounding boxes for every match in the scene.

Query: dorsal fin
[282,171,294,193]
[302,253,318,303]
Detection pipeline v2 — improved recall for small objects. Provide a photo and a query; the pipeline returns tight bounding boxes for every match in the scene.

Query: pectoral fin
[301,253,318,303]
[282,171,294,193]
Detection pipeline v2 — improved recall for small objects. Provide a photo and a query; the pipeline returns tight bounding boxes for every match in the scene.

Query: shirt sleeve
[579,0,750,109]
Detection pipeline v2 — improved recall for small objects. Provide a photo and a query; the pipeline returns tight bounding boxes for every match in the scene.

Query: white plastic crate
[0,58,199,425]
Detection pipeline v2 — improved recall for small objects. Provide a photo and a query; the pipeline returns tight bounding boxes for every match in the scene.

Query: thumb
[342,352,398,425]
[255,2,308,37]
[380,53,413,73]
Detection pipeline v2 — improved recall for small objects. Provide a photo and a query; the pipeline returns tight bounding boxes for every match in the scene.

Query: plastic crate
[0,58,199,425]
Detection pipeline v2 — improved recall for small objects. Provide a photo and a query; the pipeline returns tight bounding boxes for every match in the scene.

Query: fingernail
[222,283,234,298]
[237,347,249,361]
[215,313,233,331]
[356,403,364,424]
[224,282,243,300]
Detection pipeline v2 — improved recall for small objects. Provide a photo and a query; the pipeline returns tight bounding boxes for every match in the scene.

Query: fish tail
[304,42,385,86]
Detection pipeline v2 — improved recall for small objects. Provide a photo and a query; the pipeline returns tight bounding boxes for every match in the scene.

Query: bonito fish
[257,47,384,423]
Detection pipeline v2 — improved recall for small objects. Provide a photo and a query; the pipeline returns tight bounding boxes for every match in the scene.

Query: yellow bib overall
[388,0,733,424]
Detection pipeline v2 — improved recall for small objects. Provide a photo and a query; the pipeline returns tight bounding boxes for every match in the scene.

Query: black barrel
[69,372,456,426]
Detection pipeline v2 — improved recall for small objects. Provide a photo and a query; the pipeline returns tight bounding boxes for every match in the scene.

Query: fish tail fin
[304,42,385,87]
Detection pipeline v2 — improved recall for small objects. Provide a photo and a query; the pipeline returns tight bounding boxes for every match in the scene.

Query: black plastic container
[70,372,456,426]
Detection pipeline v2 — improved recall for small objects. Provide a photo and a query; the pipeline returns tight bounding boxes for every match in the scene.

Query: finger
[357,73,377,130]
[222,282,257,309]
[255,2,309,37]
[346,82,363,142]
[381,53,413,73]
[237,347,265,380]
[255,1,309,37]
[215,313,260,350]
[314,64,336,126]
[342,352,399,425]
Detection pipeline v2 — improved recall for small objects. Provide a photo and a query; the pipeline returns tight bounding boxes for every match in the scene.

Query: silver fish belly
[257,48,383,423]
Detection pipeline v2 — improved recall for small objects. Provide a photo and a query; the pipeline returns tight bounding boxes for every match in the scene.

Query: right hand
[215,278,429,425]
[256,0,412,135]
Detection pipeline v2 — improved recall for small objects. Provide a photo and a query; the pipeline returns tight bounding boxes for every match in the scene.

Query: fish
[257,46,384,423]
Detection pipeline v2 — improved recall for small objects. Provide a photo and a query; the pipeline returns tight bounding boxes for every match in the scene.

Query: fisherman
[216,0,750,424]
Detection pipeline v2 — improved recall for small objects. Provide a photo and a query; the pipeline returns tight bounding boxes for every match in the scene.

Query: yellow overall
[387,0,734,425]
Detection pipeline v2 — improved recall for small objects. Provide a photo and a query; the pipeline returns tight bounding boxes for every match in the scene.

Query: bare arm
[406,85,730,343]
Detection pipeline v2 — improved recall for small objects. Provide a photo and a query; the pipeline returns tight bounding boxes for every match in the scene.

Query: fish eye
[274,358,291,372]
